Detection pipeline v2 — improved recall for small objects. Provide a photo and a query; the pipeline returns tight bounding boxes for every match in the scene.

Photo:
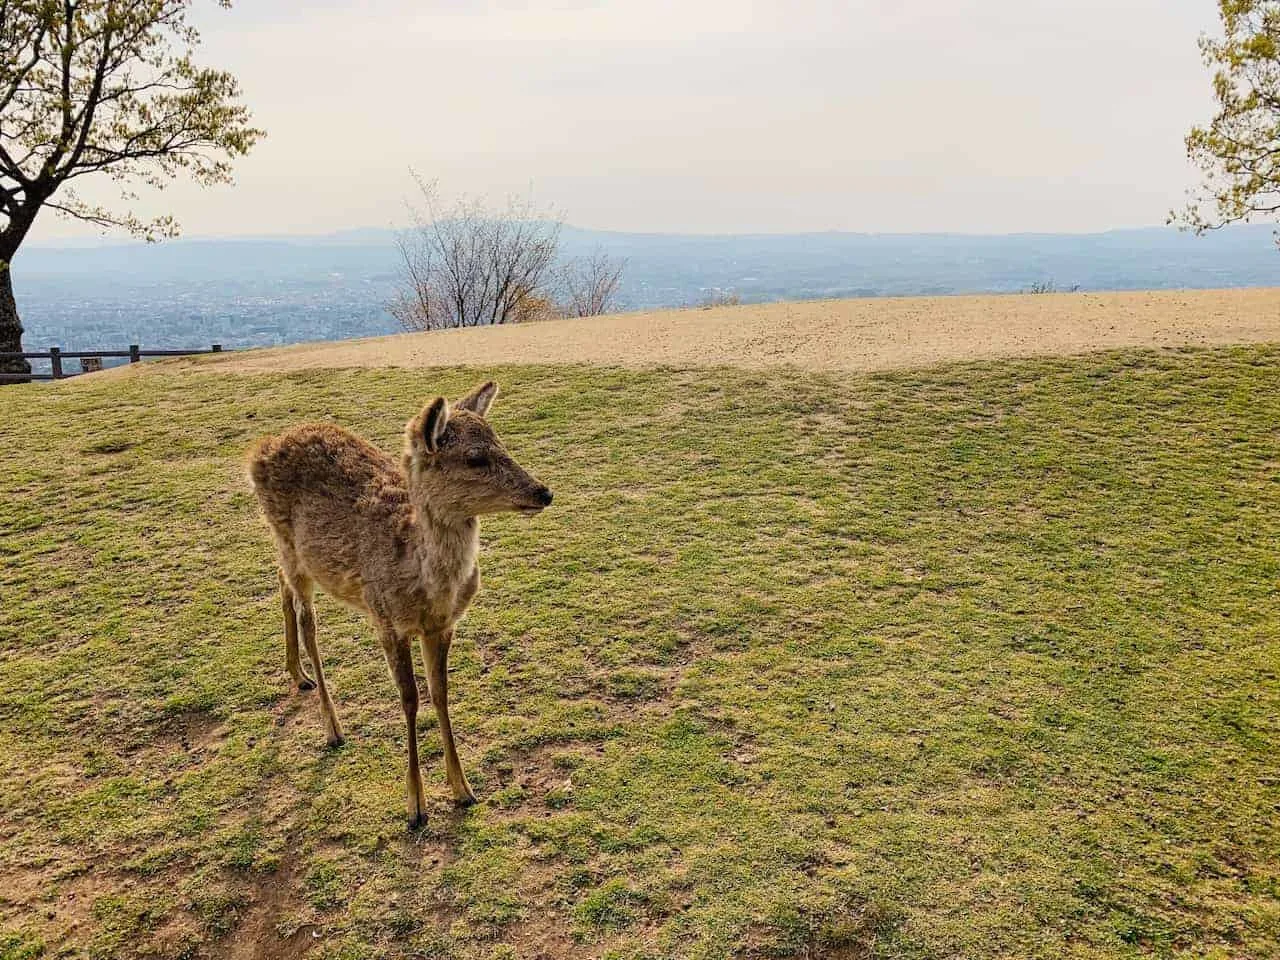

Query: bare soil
[131,288,1280,376]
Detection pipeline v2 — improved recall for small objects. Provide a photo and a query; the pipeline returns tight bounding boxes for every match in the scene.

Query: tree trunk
[0,260,31,383]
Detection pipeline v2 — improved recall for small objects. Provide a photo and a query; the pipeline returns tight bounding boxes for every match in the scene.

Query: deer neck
[413,502,480,590]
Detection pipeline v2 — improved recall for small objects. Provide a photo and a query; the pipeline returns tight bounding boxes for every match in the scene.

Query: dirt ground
[131,288,1280,376]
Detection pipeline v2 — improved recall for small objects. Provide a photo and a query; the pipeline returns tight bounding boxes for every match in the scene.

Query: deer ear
[456,380,499,417]
[422,397,449,452]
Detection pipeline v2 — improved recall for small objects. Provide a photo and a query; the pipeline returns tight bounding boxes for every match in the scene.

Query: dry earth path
[129,287,1280,376]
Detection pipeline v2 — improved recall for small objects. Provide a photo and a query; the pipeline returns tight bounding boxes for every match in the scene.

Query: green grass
[1,347,1277,959]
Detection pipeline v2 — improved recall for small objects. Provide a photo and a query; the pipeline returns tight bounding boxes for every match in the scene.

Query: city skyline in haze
[29,0,1225,244]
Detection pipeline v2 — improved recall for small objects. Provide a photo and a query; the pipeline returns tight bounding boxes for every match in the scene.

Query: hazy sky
[32,0,1222,241]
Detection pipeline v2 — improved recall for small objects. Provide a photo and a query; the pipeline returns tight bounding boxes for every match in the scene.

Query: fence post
[49,347,62,379]
[129,344,140,364]
[212,344,222,353]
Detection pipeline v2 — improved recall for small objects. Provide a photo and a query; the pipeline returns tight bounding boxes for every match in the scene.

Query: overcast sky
[31,0,1222,242]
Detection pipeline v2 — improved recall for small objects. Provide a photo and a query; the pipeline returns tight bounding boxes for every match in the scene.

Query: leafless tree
[389,177,561,331]
[556,250,626,317]
[1022,280,1081,295]
[698,289,742,309]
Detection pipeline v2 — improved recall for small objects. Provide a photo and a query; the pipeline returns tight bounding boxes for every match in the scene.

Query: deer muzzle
[519,485,553,516]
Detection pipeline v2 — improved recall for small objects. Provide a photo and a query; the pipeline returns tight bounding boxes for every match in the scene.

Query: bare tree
[556,250,626,317]
[1022,280,1080,294]
[698,289,742,309]
[389,177,561,331]
[0,1,261,382]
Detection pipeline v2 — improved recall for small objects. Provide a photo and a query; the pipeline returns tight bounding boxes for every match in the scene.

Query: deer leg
[279,570,315,691]
[293,584,344,747]
[381,627,428,829]
[423,629,476,806]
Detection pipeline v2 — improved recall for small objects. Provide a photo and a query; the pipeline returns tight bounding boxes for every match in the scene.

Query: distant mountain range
[14,223,1280,361]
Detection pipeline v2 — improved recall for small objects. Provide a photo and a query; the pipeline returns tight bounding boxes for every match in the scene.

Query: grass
[0,346,1277,959]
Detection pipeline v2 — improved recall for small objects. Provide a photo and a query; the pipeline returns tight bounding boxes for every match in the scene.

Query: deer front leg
[422,629,476,806]
[381,626,428,829]
[278,570,315,691]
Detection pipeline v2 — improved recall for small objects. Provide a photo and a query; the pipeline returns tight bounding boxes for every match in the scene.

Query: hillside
[135,287,1280,376]
[2,342,1278,959]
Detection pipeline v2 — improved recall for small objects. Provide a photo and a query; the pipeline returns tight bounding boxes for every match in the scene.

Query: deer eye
[465,452,490,470]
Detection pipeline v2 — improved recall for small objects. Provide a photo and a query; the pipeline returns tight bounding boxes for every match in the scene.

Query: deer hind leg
[423,629,476,806]
[291,577,344,747]
[380,625,428,829]
[278,570,315,691]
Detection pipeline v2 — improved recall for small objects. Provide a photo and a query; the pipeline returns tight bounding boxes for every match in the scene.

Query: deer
[247,381,552,828]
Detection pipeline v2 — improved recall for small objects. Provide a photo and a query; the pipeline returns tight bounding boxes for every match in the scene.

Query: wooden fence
[0,344,223,382]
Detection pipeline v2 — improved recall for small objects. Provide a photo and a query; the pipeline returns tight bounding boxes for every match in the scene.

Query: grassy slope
[0,347,1277,960]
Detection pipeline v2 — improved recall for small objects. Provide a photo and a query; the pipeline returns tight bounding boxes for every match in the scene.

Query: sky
[30,0,1222,242]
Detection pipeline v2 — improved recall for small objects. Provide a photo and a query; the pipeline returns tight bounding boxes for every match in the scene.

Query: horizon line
[27,221,1279,250]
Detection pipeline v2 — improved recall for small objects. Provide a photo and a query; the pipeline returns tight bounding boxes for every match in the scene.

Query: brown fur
[247,381,551,827]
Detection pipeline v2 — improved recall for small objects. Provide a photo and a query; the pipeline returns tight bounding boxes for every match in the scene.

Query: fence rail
[0,344,223,382]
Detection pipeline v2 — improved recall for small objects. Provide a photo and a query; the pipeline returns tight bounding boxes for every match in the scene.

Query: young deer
[248,381,552,828]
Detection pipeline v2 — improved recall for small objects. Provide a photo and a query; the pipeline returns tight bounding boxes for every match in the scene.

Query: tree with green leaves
[1173,0,1280,243]
[0,1,261,381]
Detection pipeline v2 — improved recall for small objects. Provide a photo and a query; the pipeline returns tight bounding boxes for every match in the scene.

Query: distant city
[15,223,1280,375]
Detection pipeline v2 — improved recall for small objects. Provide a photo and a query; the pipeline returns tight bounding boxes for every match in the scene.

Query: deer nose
[536,486,553,507]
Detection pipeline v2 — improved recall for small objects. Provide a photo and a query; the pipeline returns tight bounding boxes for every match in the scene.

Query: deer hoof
[453,789,477,808]
[326,732,345,749]
[295,677,316,692]
[407,811,427,830]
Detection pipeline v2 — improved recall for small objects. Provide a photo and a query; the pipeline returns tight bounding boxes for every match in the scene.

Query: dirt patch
[6,864,208,959]
[162,710,228,755]
[110,288,1280,377]
[113,708,229,774]
[486,740,609,815]
[217,837,317,960]
[495,891,596,960]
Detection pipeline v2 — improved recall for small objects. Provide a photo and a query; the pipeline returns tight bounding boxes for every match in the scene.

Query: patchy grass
[0,347,1277,960]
